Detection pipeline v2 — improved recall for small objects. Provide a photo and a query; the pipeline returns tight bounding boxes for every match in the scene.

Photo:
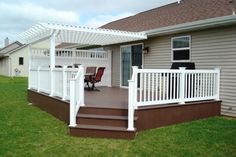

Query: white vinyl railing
[128,66,220,130]
[30,48,112,87]
[56,49,108,60]
[29,66,79,100]
[29,65,84,127]
[31,48,108,59]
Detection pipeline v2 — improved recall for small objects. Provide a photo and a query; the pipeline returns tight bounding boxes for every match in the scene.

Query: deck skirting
[28,89,69,124]
[28,89,221,139]
[136,101,221,131]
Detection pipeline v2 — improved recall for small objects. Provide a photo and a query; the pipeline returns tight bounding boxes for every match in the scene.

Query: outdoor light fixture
[143,47,149,54]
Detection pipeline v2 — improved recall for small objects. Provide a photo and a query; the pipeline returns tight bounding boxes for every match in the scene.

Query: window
[171,36,191,62]
[19,57,24,65]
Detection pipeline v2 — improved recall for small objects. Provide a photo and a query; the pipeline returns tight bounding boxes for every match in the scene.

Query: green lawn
[0,76,235,157]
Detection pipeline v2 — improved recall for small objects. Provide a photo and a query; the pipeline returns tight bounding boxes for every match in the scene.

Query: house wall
[9,46,29,77]
[105,45,121,86]
[0,57,10,76]
[108,25,236,117]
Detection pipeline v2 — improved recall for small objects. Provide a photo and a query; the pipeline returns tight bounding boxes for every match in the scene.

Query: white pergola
[20,23,147,96]
[19,22,147,68]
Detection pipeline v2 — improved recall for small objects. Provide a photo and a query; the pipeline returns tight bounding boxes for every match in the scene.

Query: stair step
[77,114,137,127]
[75,124,135,131]
[79,107,128,116]
[69,124,136,139]
[77,114,130,120]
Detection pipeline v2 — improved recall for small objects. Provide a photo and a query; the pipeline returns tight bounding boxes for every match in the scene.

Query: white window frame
[171,35,191,62]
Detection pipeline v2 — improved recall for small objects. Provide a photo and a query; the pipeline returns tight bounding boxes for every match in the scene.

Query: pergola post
[28,44,32,89]
[50,32,56,96]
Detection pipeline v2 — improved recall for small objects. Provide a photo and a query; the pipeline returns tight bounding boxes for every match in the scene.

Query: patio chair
[86,67,105,90]
[84,66,97,88]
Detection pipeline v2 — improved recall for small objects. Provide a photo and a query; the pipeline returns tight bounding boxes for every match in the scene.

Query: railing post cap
[128,79,135,83]
[214,67,221,71]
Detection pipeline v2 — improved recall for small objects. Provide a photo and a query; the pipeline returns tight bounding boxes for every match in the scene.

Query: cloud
[0,2,79,26]
[0,2,79,45]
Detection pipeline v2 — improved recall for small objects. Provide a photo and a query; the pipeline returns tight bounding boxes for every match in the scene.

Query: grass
[0,75,236,157]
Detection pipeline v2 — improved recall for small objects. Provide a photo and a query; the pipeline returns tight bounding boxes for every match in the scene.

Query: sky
[0,0,177,47]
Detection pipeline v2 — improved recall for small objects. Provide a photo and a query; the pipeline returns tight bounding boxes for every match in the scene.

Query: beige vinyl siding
[144,36,171,69]
[191,26,236,117]
[10,46,29,77]
[144,26,236,117]
[0,57,10,76]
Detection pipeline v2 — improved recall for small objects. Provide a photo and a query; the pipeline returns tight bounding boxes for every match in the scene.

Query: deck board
[84,87,128,109]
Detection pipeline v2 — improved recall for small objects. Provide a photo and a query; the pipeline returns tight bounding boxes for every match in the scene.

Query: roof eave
[145,15,236,37]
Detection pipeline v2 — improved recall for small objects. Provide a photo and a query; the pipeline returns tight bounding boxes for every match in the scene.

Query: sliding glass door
[121,44,143,87]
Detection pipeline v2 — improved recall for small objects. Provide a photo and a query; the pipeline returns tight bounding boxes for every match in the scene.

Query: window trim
[171,35,191,62]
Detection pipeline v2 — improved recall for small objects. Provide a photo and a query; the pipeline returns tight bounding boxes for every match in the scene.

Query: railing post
[69,79,76,127]
[127,66,138,131]
[107,50,112,87]
[215,67,220,101]
[132,66,138,109]
[79,65,85,106]
[179,67,186,104]
[128,80,135,131]
[50,68,54,96]
[62,66,67,100]
[50,32,56,97]
[37,66,40,92]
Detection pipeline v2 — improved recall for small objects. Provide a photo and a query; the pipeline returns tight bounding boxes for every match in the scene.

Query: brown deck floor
[85,87,128,109]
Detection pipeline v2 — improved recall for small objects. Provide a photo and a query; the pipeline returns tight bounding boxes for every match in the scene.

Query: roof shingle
[101,0,236,32]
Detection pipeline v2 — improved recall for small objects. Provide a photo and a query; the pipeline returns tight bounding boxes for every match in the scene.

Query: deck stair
[69,106,137,139]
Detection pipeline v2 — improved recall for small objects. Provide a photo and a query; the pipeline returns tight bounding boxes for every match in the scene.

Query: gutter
[144,15,236,37]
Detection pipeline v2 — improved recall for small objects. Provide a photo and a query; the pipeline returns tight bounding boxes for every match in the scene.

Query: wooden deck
[85,87,128,109]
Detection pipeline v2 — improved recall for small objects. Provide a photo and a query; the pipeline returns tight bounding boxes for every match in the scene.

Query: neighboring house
[0,40,29,77]
[100,0,236,117]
